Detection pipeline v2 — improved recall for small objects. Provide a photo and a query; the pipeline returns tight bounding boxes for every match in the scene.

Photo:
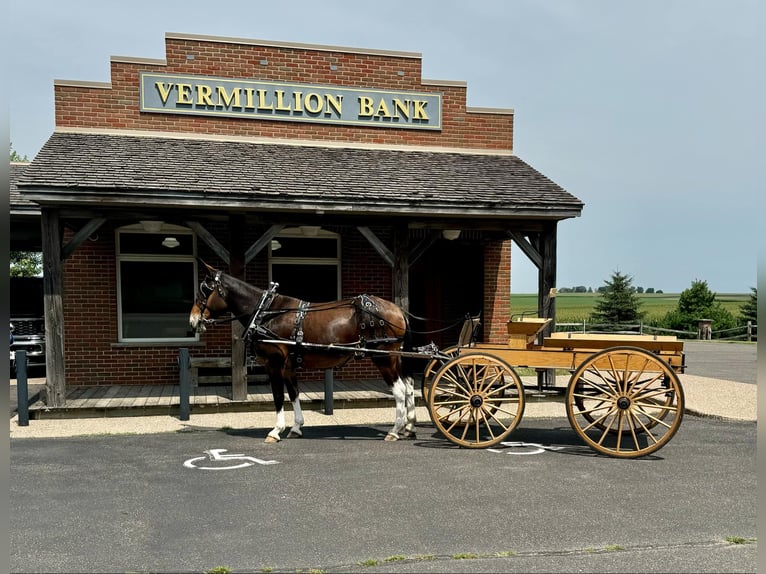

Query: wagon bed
[422,317,686,458]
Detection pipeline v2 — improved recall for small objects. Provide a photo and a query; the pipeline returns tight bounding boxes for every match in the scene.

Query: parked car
[10,277,46,376]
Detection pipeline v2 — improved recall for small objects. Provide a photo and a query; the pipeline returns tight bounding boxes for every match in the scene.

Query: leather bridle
[195,271,226,326]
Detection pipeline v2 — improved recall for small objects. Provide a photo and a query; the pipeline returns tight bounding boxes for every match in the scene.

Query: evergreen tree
[740,287,757,324]
[590,271,645,325]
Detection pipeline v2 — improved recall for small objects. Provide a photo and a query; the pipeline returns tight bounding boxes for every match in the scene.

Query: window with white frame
[116,222,197,342]
[269,227,340,302]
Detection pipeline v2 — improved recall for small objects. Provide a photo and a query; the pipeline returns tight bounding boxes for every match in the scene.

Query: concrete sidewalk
[9,373,756,439]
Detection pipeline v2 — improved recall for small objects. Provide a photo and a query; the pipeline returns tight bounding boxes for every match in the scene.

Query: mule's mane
[219,271,354,309]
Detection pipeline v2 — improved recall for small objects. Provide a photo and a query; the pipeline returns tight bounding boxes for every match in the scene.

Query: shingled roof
[17,131,583,221]
[10,162,40,214]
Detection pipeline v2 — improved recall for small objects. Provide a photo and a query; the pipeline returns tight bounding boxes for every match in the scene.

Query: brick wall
[483,240,512,344]
[54,35,513,151]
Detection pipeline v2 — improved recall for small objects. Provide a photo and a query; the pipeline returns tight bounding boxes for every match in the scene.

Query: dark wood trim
[392,225,410,312]
[508,230,542,269]
[357,226,394,267]
[244,224,284,264]
[409,230,440,267]
[537,222,557,330]
[61,217,106,260]
[41,209,66,407]
[229,215,248,401]
[186,221,230,264]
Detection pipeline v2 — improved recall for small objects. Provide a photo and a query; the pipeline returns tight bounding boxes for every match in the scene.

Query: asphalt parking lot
[682,341,756,384]
[10,416,756,573]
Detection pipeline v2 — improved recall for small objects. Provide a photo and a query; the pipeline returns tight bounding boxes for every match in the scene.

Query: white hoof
[384,432,400,442]
[264,435,281,443]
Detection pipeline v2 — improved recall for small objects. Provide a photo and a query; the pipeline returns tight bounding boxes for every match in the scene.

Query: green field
[509,292,749,323]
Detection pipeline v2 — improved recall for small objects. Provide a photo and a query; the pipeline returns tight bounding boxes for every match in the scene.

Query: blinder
[195,271,225,322]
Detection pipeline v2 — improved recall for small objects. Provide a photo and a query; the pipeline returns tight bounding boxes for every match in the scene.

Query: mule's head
[189,263,230,333]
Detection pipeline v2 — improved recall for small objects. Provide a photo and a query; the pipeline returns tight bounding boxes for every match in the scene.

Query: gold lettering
[275,90,291,111]
[293,91,303,112]
[216,85,241,108]
[244,88,256,110]
[413,100,429,120]
[177,84,193,105]
[358,96,374,117]
[196,85,214,106]
[325,94,343,116]
[392,98,410,120]
[155,82,174,105]
[375,98,392,118]
[257,89,273,110]
[304,92,323,114]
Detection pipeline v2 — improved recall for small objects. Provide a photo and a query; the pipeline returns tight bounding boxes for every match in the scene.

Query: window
[269,227,340,302]
[116,223,197,342]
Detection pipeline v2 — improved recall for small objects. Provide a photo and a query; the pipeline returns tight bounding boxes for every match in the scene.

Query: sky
[8,0,763,294]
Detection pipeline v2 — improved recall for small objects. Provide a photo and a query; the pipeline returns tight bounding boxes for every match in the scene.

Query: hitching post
[178,348,191,421]
[16,350,29,426]
[324,368,334,415]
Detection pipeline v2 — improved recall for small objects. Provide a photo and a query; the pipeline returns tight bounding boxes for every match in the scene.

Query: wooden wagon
[420,317,685,458]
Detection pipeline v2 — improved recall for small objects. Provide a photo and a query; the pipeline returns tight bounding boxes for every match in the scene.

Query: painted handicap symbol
[184,448,280,470]
[487,441,566,456]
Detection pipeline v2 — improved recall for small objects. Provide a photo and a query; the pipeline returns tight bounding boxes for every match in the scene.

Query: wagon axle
[616,396,631,410]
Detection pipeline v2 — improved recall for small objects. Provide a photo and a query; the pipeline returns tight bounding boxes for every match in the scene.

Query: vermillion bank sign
[140,72,442,130]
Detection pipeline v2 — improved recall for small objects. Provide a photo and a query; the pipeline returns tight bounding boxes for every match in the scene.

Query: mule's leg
[401,375,417,439]
[266,377,287,443]
[385,377,408,441]
[285,375,304,438]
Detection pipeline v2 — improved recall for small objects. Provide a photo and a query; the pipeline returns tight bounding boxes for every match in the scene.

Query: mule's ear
[196,258,217,274]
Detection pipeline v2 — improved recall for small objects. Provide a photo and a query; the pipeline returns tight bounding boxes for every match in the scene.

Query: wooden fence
[555,320,757,341]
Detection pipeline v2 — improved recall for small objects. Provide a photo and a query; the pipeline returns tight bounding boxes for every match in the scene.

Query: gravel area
[9,374,755,439]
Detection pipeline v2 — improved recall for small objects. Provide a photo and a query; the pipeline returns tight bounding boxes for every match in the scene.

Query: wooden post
[178,348,191,421]
[324,368,334,415]
[229,215,248,401]
[41,208,66,407]
[537,222,557,389]
[15,350,29,426]
[697,319,712,341]
[392,224,409,312]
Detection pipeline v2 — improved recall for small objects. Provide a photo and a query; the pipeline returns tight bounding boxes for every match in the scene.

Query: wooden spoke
[427,353,525,448]
[421,345,459,403]
[566,346,684,458]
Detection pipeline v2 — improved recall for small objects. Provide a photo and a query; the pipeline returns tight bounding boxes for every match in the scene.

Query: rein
[197,272,470,338]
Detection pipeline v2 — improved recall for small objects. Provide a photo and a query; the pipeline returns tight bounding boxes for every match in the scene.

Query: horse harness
[227,281,401,369]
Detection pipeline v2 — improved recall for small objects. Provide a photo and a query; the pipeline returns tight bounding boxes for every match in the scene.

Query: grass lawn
[509,292,749,323]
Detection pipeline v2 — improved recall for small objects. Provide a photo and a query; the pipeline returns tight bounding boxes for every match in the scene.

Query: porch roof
[16,130,584,221]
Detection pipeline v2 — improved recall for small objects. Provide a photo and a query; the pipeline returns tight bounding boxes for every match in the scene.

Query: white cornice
[53,127,514,156]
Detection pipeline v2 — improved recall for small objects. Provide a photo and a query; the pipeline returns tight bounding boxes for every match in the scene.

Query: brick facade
[51,33,515,386]
[55,34,514,151]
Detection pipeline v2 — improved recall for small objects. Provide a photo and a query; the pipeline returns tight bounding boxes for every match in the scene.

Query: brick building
[12,33,583,406]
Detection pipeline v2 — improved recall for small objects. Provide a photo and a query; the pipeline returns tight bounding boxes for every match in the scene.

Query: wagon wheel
[421,345,459,403]
[427,353,525,448]
[565,346,684,458]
